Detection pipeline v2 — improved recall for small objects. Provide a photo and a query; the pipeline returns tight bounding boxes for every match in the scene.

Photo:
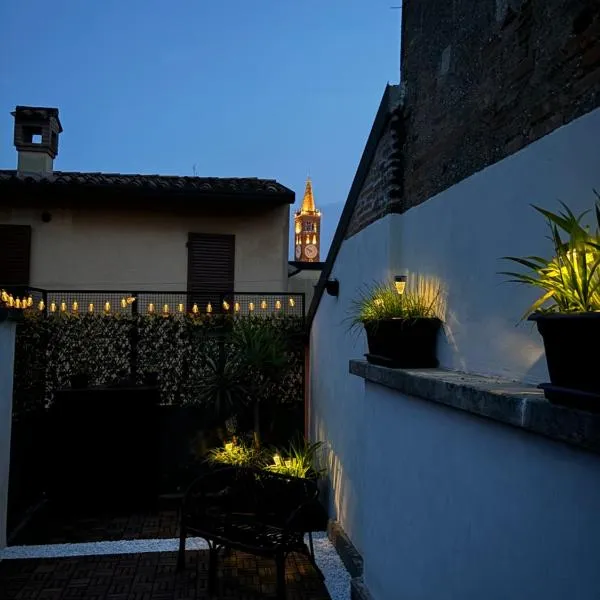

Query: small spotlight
[394,275,407,295]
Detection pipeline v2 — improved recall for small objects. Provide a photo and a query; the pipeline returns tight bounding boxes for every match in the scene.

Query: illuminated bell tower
[294,177,321,262]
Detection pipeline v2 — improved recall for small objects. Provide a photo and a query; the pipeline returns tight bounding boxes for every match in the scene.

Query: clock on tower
[294,178,321,263]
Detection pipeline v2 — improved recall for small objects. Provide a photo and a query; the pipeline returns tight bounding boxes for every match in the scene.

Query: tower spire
[301,177,316,213]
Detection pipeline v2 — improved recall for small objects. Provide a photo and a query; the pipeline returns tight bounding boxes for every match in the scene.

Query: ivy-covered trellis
[13,311,305,417]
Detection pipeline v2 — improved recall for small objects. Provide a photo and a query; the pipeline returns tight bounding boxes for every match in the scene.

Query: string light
[163,304,169,315]
[289,298,295,307]
[249,302,255,312]
[7,295,14,307]
[88,303,94,313]
[207,302,213,314]
[192,304,199,314]
[104,302,111,313]
[38,300,45,311]
[15,298,21,309]
[121,297,127,309]
[148,303,155,314]
[50,302,57,313]
[223,300,230,311]
[234,302,240,313]
[178,303,184,313]
[60,302,67,313]
[72,301,78,313]
[275,300,282,310]
[27,296,33,307]
[126,296,136,305]
[261,300,267,310]
[1,290,7,302]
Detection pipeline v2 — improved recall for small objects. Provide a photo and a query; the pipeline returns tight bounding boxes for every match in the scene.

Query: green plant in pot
[501,195,600,406]
[350,277,443,368]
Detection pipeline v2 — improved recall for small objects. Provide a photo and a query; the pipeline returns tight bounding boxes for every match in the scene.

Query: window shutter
[187,233,235,312]
[0,224,32,296]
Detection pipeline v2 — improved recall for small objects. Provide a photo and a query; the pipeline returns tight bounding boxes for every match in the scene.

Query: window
[0,225,31,296]
[187,233,235,312]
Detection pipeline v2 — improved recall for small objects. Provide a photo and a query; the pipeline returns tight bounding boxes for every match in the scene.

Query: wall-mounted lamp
[325,278,339,297]
[394,275,407,295]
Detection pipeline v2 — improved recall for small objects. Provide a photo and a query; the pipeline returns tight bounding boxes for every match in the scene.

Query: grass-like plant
[264,439,325,479]
[349,281,441,332]
[501,195,600,318]
[207,438,263,468]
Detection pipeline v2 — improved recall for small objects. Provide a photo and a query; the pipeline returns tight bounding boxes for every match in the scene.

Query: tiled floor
[12,505,181,545]
[0,547,330,599]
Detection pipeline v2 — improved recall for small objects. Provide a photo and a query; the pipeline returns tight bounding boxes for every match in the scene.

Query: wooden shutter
[0,224,31,295]
[187,233,235,312]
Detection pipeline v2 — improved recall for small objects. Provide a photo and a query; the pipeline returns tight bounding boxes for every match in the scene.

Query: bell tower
[294,178,321,262]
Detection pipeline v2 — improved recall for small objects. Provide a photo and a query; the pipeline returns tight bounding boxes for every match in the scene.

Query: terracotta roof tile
[0,170,293,198]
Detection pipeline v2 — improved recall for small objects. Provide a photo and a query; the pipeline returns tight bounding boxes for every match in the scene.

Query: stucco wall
[287,269,321,310]
[359,381,600,600]
[0,319,16,550]
[310,215,401,554]
[309,108,600,594]
[0,205,290,292]
[392,106,600,383]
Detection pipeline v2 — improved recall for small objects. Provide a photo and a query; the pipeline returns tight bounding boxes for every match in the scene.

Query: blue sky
[0,0,399,259]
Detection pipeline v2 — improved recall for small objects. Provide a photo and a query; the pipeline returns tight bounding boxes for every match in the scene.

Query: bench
[177,466,324,599]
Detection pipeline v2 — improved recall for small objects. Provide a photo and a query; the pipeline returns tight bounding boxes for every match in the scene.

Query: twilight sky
[0,0,399,260]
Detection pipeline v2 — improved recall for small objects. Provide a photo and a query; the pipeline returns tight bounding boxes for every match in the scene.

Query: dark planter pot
[364,317,442,368]
[529,312,600,409]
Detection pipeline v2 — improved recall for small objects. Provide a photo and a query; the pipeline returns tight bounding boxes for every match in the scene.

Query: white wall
[309,108,600,594]
[360,381,600,600]
[310,215,401,554]
[0,319,16,550]
[0,205,290,292]
[392,107,600,384]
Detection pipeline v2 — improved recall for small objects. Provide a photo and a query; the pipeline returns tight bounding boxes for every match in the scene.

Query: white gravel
[0,532,350,600]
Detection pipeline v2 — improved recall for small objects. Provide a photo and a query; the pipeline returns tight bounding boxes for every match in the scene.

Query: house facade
[0,106,296,313]
[309,2,600,599]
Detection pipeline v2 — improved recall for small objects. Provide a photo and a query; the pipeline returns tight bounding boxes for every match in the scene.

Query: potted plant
[350,280,443,368]
[502,196,600,407]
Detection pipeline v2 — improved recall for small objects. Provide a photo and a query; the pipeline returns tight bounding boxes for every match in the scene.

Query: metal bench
[177,466,324,599]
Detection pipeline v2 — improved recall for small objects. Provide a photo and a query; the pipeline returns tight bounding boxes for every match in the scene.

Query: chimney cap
[11,106,63,133]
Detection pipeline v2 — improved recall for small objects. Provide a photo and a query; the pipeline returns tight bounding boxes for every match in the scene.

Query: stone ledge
[350,360,600,455]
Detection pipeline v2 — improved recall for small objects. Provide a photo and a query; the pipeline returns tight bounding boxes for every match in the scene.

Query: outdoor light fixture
[15,298,21,309]
[27,296,33,307]
[223,300,230,311]
[325,278,339,297]
[192,304,199,314]
[104,302,111,313]
[178,303,185,313]
[394,275,408,295]
[275,300,282,310]
[148,303,155,314]
[163,304,169,315]
[38,300,45,311]
[50,302,57,313]
[72,301,78,313]
[207,302,213,314]
[249,302,255,312]
[289,298,295,307]
[88,303,94,313]
[121,297,127,308]
[60,302,67,313]
[261,300,267,310]
[234,302,240,313]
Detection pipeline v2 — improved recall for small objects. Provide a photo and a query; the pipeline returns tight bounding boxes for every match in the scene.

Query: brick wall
[345,103,404,239]
[396,0,600,214]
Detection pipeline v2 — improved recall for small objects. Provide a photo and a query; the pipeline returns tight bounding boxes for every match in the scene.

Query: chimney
[11,106,62,176]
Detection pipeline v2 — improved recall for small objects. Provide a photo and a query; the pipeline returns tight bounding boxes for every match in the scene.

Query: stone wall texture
[347,0,600,235]
[398,0,600,214]
[345,106,404,239]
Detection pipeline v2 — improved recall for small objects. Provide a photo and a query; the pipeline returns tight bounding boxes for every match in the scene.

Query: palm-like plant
[501,196,600,318]
[231,319,289,448]
[264,439,325,479]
